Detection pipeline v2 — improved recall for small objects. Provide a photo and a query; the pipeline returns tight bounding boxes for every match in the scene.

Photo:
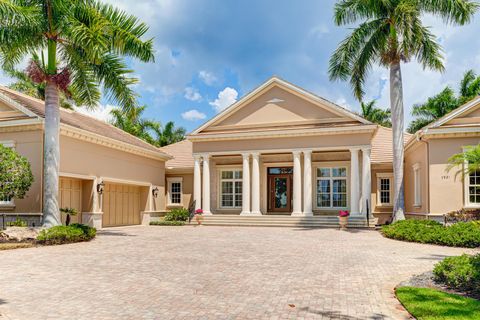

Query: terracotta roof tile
[0,86,169,157]
[371,126,412,164]
[160,140,194,169]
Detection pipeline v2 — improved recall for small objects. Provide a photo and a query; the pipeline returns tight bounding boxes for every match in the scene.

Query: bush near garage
[433,254,480,295]
[164,208,189,222]
[36,223,96,245]
[381,219,480,248]
[150,220,185,226]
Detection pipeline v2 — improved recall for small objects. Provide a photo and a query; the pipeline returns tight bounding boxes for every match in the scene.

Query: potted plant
[60,207,78,226]
[338,210,350,230]
[194,209,204,225]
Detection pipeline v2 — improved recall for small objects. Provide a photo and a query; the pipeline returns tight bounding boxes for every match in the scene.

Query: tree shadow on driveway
[97,230,137,237]
[298,307,386,319]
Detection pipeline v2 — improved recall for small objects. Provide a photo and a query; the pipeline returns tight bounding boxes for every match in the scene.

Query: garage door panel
[59,177,82,225]
[102,183,141,227]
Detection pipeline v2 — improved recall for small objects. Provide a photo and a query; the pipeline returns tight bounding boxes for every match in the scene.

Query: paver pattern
[0,226,477,320]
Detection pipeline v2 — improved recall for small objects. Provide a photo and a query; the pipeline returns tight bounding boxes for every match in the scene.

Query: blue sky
[1,0,480,133]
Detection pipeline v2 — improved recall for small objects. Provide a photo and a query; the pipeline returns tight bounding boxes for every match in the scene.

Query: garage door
[59,177,82,225]
[102,183,141,227]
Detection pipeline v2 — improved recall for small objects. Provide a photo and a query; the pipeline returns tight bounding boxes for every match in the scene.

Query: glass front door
[268,168,292,213]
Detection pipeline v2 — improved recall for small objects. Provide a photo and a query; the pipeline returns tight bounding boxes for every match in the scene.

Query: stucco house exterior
[161,77,480,225]
[0,86,171,228]
[2,76,479,228]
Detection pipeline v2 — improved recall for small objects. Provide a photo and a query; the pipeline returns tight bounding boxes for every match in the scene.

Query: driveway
[0,226,476,320]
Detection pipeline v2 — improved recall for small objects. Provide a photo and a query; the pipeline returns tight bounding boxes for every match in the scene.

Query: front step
[188,215,375,228]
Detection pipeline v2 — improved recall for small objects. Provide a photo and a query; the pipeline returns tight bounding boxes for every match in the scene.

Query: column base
[243,211,262,216]
[82,212,103,229]
[240,211,252,215]
[290,211,304,216]
[202,211,212,215]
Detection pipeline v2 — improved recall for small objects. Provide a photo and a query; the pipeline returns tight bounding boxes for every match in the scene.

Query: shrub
[164,208,189,222]
[150,220,185,226]
[0,144,34,202]
[6,217,27,227]
[445,208,480,223]
[433,254,480,294]
[381,219,480,248]
[37,224,96,245]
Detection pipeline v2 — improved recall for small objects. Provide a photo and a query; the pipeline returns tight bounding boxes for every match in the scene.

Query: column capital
[202,153,210,160]
[193,154,202,161]
[361,147,371,154]
[251,152,260,159]
[302,149,313,156]
[349,147,361,153]
[241,152,250,159]
[292,150,302,157]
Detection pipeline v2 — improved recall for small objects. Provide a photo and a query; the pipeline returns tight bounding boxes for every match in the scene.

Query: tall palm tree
[110,105,158,145]
[151,121,186,147]
[408,87,458,133]
[360,100,391,127]
[329,0,478,222]
[0,0,154,227]
[459,69,480,104]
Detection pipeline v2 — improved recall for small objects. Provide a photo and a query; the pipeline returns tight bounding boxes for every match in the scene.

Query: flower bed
[150,220,185,226]
[381,219,480,248]
[36,223,96,245]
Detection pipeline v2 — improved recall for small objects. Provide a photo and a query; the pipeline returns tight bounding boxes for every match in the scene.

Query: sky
[1,0,480,133]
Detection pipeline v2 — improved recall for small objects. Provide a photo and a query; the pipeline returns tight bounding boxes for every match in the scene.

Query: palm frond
[420,0,480,25]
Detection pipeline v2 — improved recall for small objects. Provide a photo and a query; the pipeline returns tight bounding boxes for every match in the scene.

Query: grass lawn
[396,287,480,320]
[0,242,34,250]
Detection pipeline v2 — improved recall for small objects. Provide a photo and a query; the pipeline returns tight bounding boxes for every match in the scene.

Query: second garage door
[102,183,141,227]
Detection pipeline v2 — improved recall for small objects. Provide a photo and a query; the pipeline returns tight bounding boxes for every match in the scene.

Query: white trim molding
[167,177,183,207]
[376,173,393,207]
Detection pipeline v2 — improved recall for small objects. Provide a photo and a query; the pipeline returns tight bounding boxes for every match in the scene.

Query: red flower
[195,209,203,214]
[339,210,350,217]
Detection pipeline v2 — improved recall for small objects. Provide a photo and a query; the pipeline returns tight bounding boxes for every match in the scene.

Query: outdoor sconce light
[96,181,105,194]
[152,187,159,198]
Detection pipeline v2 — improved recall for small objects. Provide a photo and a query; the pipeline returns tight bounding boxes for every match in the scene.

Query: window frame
[218,168,243,209]
[314,164,349,210]
[0,140,16,208]
[376,173,393,207]
[167,177,183,207]
[413,163,421,207]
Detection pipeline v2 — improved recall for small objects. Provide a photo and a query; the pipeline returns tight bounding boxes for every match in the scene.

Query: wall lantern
[96,181,105,194]
[152,187,159,198]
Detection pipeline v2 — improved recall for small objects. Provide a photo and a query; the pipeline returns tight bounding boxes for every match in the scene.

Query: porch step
[188,215,376,228]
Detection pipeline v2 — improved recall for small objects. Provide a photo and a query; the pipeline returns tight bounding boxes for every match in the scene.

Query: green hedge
[434,254,480,294]
[37,223,96,245]
[382,219,480,248]
[150,220,185,226]
[164,208,189,222]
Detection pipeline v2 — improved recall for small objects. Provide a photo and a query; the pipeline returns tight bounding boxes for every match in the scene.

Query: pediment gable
[0,95,34,121]
[428,96,480,129]
[192,77,369,135]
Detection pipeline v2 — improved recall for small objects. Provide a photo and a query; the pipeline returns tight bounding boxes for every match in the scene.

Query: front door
[267,167,293,213]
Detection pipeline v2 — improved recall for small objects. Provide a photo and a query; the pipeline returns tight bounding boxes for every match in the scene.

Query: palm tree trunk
[42,81,61,227]
[390,61,406,222]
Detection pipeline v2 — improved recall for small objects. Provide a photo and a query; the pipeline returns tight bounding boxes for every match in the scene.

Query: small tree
[446,144,480,179]
[0,145,34,203]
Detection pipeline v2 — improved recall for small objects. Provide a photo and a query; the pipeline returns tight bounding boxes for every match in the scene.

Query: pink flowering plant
[195,209,203,215]
[339,210,350,217]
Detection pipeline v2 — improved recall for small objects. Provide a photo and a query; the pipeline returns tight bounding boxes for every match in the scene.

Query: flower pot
[338,216,349,230]
[195,214,203,225]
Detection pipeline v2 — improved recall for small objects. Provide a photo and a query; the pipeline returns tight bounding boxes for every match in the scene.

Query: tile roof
[160,140,194,170]
[0,86,170,157]
[371,126,412,164]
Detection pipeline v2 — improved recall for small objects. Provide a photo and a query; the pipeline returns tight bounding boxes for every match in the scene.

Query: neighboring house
[161,77,412,224]
[405,96,480,218]
[0,86,171,228]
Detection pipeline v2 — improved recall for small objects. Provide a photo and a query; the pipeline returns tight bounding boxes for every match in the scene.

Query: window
[377,173,393,206]
[467,169,480,205]
[167,178,182,206]
[220,169,242,208]
[0,141,15,207]
[413,163,421,207]
[316,167,347,208]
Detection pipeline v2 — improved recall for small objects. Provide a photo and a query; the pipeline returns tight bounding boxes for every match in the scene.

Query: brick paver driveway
[0,226,477,320]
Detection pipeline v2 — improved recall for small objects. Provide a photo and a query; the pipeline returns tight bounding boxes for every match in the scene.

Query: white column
[303,150,313,216]
[250,152,261,215]
[291,150,303,215]
[350,148,360,215]
[240,153,251,215]
[202,154,211,215]
[361,148,372,216]
[193,155,202,210]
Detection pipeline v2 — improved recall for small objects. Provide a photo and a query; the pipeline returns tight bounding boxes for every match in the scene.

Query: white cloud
[74,104,116,123]
[335,97,351,110]
[181,109,207,121]
[209,87,238,112]
[184,87,202,101]
[309,24,329,39]
[199,70,217,86]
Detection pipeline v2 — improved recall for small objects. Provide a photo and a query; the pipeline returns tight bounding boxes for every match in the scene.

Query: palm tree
[459,69,480,104]
[151,121,186,147]
[360,100,391,127]
[447,144,480,179]
[408,87,458,133]
[329,0,478,222]
[110,105,158,145]
[0,0,154,227]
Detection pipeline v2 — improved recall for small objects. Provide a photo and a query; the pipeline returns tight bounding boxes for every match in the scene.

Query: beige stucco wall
[60,135,166,211]
[0,129,43,213]
[192,132,372,154]
[404,141,429,214]
[427,137,480,214]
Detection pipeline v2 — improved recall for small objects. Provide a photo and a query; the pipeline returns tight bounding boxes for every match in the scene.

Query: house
[0,86,171,228]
